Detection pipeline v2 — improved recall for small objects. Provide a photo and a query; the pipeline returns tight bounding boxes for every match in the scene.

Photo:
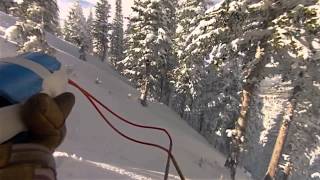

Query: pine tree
[183,1,273,178]
[5,2,53,54]
[20,0,59,34]
[116,19,132,72]
[86,10,94,54]
[63,0,89,60]
[173,0,206,117]
[263,1,320,179]
[93,0,111,62]
[110,0,125,67]
[160,0,178,105]
[120,0,177,106]
[183,0,320,179]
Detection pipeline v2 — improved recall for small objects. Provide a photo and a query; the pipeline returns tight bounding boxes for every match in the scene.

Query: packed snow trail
[0,11,251,179]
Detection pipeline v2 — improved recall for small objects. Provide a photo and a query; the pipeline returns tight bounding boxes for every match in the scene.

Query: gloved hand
[0,92,75,180]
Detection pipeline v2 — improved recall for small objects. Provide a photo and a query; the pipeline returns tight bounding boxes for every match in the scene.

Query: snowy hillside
[0,12,250,180]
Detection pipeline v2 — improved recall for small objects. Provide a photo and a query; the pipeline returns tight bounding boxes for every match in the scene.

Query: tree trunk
[224,83,253,180]
[264,87,299,180]
[140,79,150,106]
[79,45,87,61]
[140,59,151,106]
[235,84,254,141]
[179,94,186,118]
[160,76,164,102]
[199,111,204,133]
[101,44,107,62]
[225,43,269,179]
[159,68,170,105]
[164,87,171,106]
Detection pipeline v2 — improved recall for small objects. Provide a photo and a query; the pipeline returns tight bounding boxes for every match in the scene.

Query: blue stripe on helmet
[24,52,61,73]
[0,63,43,103]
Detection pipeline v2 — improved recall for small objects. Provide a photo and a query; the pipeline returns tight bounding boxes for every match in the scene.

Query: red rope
[68,79,185,180]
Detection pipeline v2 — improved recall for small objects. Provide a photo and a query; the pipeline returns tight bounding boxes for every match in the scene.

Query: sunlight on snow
[54,151,153,180]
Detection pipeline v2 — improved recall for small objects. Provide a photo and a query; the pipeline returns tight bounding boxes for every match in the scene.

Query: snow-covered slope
[0,12,250,180]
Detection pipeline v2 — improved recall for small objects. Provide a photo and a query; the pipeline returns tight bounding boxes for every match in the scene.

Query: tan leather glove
[0,92,75,180]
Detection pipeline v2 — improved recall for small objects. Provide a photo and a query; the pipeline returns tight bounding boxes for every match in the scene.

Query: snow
[311,172,320,179]
[21,35,41,51]
[258,75,291,147]
[0,11,250,179]
[13,0,23,4]
[228,1,244,13]
[312,39,320,50]
[4,25,21,42]
[248,1,265,10]
[231,38,241,51]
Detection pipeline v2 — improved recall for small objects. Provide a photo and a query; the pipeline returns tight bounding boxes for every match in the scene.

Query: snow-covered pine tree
[110,0,125,67]
[116,19,132,72]
[86,10,94,54]
[79,35,88,61]
[182,1,274,179]
[92,0,111,62]
[63,1,85,45]
[156,0,177,105]
[5,1,53,54]
[63,0,89,61]
[120,0,177,106]
[20,0,59,34]
[263,1,320,179]
[173,0,206,117]
[184,0,320,179]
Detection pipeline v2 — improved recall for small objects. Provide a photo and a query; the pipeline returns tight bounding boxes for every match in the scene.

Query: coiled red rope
[68,79,185,180]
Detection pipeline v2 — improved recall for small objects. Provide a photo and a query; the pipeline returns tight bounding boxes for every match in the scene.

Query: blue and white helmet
[0,52,67,143]
[0,52,67,104]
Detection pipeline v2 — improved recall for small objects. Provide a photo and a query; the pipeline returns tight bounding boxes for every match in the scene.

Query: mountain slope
[0,11,250,180]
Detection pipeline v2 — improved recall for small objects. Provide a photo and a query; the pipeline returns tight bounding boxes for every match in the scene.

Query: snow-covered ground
[0,11,250,180]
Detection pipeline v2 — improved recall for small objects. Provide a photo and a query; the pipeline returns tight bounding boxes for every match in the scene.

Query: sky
[57,0,134,22]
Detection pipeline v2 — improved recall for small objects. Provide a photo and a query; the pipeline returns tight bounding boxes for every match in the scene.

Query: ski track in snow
[0,11,251,180]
